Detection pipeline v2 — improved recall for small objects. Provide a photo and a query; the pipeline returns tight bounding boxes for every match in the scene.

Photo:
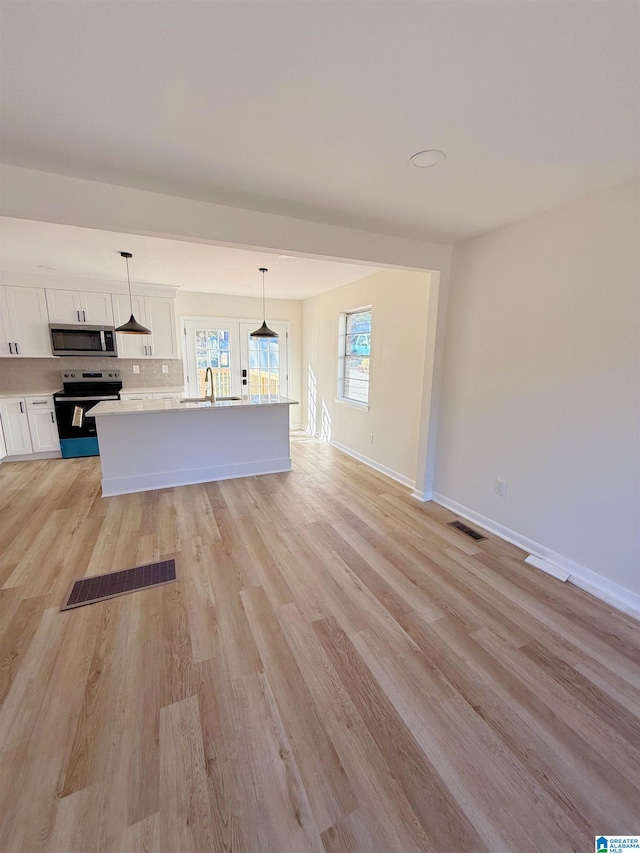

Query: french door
[183,318,289,399]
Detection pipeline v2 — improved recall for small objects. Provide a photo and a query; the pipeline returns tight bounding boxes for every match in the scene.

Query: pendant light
[115,251,152,334]
[250,268,278,338]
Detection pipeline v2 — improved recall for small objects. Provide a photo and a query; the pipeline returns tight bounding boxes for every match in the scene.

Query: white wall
[177,290,302,423]
[303,270,431,485]
[435,182,640,597]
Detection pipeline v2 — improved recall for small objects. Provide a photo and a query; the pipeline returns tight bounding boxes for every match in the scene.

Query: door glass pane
[194,329,232,396]
[248,336,280,396]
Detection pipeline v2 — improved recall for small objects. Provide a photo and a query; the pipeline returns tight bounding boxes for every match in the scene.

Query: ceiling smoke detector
[408,149,446,169]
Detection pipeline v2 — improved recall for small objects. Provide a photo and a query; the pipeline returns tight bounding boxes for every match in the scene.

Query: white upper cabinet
[0,286,51,357]
[112,293,149,358]
[46,289,114,325]
[145,296,177,358]
[113,294,177,359]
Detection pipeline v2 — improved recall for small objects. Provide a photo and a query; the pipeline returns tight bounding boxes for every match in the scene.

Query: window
[338,308,371,405]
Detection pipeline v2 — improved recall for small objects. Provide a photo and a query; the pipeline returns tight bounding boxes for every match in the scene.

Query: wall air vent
[448,520,487,541]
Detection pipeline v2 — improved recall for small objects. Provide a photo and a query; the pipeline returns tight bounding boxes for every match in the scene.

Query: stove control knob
[71,373,76,378]
[63,373,69,378]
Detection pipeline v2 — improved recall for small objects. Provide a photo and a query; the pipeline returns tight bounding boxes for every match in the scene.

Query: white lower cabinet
[0,398,34,455]
[25,396,60,452]
[0,395,60,457]
[119,392,153,401]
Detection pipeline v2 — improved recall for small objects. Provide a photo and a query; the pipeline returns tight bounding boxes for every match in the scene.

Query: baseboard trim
[524,555,571,582]
[411,488,433,502]
[431,492,640,621]
[329,440,415,490]
[102,457,293,497]
[4,450,62,462]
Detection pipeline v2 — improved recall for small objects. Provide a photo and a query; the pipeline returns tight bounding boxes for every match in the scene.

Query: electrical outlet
[132,364,140,374]
[368,434,374,444]
[162,364,169,374]
[495,478,507,497]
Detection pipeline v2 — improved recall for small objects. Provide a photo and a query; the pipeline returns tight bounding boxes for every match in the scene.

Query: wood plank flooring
[0,438,639,852]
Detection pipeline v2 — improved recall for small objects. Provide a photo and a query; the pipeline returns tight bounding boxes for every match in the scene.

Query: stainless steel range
[53,370,122,458]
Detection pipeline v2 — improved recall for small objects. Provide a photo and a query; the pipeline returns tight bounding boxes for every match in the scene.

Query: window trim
[337,305,372,406]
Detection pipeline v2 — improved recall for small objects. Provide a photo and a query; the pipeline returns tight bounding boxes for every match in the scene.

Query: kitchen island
[92,395,298,496]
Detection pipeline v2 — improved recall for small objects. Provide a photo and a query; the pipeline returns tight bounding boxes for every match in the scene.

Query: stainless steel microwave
[49,324,118,357]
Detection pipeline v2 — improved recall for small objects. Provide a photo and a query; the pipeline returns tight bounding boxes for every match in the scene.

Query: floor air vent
[448,520,487,541]
[62,559,177,610]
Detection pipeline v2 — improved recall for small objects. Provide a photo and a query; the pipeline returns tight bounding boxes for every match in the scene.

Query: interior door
[239,322,289,398]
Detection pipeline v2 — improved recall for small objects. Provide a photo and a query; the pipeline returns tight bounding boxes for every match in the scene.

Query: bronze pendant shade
[250,268,278,338]
[115,252,152,335]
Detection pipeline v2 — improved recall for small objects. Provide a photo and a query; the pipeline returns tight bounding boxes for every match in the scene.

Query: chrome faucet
[204,367,216,402]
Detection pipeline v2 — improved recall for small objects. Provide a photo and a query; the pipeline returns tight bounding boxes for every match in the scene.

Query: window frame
[337,306,372,409]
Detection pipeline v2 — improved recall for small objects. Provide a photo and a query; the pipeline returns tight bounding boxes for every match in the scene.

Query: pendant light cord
[262,269,266,322]
[125,255,133,313]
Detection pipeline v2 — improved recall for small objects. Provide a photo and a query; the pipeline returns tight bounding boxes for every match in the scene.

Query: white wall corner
[432,492,640,622]
[411,488,433,502]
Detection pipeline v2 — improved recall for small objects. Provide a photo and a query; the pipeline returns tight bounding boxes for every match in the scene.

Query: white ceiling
[0,1,637,244]
[0,217,380,300]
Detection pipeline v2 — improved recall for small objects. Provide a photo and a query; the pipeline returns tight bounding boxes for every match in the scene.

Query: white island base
[93,396,297,497]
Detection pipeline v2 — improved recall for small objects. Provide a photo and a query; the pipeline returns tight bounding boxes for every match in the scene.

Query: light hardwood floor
[0,439,639,852]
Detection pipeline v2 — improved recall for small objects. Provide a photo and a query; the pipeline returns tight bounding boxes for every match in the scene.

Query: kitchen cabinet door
[0,287,12,356]
[47,290,114,325]
[46,289,84,324]
[145,297,177,358]
[83,292,114,325]
[0,399,33,455]
[4,287,51,357]
[112,294,149,358]
[25,396,60,452]
[27,409,60,452]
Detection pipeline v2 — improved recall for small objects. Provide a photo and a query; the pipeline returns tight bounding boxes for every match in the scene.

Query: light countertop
[0,390,59,399]
[93,395,298,417]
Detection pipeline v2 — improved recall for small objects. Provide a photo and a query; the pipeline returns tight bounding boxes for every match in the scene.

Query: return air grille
[61,559,176,610]
[448,520,487,541]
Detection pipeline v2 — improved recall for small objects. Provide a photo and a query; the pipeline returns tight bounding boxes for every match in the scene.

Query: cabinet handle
[15,343,19,355]
[83,310,86,322]
[19,401,24,413]
[77,310,81,322]
[32,401,48,405]
[149,345,152,356]
[51,412,55,423]
[8,343,13,354]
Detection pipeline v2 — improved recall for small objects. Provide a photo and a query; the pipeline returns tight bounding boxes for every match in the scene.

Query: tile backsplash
[0,358,184,393]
